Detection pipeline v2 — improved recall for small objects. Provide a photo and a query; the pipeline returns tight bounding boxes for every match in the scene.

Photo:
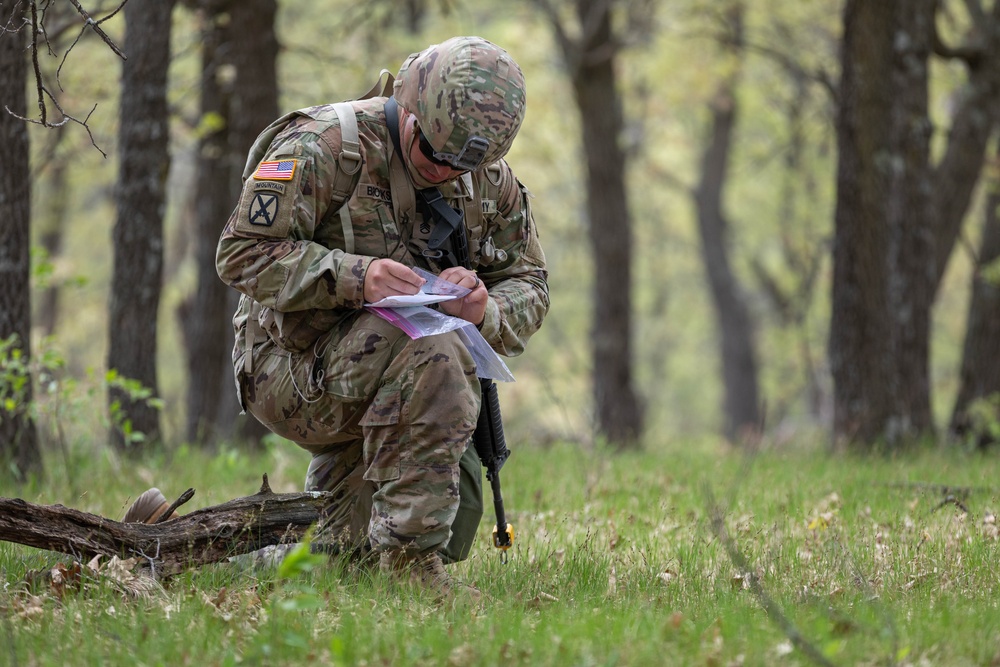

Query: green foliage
[105,368,164,446]
[0,336,164,490]
[980,256,1000,287]
[960,393,1000,447]
[0,335,32,418]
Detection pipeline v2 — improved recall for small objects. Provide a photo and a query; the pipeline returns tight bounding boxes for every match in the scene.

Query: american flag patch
[254,160,296,180]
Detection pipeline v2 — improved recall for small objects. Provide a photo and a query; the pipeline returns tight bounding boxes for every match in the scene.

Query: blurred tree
[0,0,42,480]
[224,0,278,446]
[108,0,177,453]
[693,2,761,443]
[830,0,1000,448]
[532,0,652,450]
[951,144,1000,447]
[179,0,278,447]
[179,0,237,447]
[34,127,70,337]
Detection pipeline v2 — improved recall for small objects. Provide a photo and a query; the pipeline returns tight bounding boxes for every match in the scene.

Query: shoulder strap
[330,102,363,254]
[374,95,415,247]
[331,102,363,202]
[328,70,396,254]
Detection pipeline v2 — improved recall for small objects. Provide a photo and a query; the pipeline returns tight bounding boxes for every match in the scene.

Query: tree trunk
[693,3,761,443]
[108,0,177,453]
[224,0,279,445]
[831,0,1000,449]
[881,1,936,440]
[830,0,935,447]
[0,0,42,480]
[36,128,70,337]
[181,4,235,446]
[570,0,643,449]
[179,0,277,447]
[950,149,1000,446]
[929,22,1000,291]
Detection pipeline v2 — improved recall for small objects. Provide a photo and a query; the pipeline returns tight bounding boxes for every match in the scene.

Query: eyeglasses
[417,129,454,168]
[416,123,491,172]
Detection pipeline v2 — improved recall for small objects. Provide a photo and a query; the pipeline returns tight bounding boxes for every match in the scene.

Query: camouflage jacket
[216,97,549,365]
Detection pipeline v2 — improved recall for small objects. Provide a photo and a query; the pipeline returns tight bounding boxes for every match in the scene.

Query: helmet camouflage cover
[394,36,526,170]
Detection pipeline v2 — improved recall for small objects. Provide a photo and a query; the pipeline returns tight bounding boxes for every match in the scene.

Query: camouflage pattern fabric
[216,38,547,559]
[240,311,479,554]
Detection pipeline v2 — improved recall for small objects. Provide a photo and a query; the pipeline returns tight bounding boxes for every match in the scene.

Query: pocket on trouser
[438,443,484,564]
[323,320,402,401]
[360,383,402,483]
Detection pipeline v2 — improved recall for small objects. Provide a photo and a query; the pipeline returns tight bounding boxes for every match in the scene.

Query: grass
[3,437,1000,666]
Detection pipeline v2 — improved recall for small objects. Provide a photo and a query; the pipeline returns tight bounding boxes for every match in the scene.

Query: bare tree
[224,0,278,445]
[693,2,761,443]
[107,0,177,452]
[532,0,648,449]
[0,0,42,480]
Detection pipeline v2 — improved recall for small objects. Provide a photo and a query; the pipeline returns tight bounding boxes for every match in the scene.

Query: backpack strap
[379,96,416,231]
[332,102,363,253]
[332,70,398,253]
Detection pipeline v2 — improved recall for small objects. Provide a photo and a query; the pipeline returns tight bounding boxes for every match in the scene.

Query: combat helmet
[394,36,526,171]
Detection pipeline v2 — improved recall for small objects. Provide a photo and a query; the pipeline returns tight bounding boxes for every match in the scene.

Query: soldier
[214,36,548,601]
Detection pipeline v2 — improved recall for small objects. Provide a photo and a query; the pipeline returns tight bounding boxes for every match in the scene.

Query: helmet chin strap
[384,97,448,191]
[384,96,466,268]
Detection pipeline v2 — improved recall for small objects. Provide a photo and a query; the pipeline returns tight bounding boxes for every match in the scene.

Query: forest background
[2,0,1000,480]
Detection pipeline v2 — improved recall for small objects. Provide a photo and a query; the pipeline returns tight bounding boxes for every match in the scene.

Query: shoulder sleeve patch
[234,158,305,238]
[254,159,297,181]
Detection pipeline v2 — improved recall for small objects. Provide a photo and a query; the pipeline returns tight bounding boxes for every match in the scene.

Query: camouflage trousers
[240,311,483,559]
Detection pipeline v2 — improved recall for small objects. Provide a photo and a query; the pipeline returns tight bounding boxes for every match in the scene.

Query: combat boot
[122,488,179,524]
[379,550,482,603]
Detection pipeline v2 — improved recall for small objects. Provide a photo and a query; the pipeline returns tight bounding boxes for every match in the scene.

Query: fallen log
[0,475,329,577]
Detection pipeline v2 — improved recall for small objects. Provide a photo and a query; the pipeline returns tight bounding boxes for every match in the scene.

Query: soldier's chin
[420,164,464,184]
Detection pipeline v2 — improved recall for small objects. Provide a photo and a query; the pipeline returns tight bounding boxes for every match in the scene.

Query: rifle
[441,187,515,558]
[473,377,514,555]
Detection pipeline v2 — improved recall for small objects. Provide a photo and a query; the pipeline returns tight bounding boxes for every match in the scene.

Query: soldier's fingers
[439,266,479,290]
[383,260,424,292]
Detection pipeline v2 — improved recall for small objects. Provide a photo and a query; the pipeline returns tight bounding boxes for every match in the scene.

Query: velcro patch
[234,158,304,238]
[359,183,392,204]
[254,159,297,181]
[481,199,497,216]
[254,180,287,195]
[248,193,280,227]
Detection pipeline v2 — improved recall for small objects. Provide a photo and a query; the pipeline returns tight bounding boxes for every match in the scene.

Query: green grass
[3,438,1000,666]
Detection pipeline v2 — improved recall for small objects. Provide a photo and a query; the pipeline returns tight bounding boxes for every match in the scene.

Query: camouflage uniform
[216,37,548,561]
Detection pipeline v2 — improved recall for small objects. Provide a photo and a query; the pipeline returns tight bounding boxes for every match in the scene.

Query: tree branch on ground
[0,475,330,579]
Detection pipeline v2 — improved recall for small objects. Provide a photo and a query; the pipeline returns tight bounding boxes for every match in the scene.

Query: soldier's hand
[437,267,488,326]
[364,258,425,303]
